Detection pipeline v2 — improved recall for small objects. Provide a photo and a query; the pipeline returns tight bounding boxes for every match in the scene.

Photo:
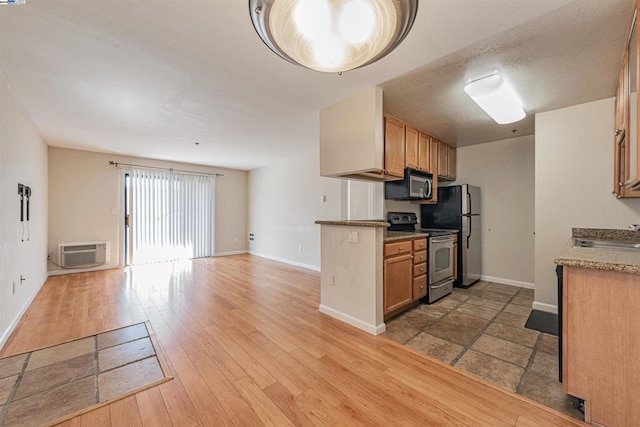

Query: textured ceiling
[0,0,634,169]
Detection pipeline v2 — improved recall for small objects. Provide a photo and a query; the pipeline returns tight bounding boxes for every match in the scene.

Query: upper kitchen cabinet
[385,116,434,174]
[320,86,403,181]
[436,140,457,181]
[614,2,640,198]
[404,124,419,170]
[384,116,407,177]
[418,132,431,173]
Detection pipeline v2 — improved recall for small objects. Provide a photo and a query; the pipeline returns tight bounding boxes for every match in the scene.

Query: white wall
[0,72,49,348]
[535,97,640,311]
[456,135,536,287]
[247,147,342,270]
[48,147,248,269]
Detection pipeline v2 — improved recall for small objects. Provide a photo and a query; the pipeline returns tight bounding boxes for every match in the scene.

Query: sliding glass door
[126,169,215,265]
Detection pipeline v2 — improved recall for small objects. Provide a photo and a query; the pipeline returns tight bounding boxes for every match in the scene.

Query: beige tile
[413,303,451,319]
[484,283,520,296]
[0,374,18,405]
[485,322,540,348]
[27,337,94,371]
[429,297,463,310]
[454,350,524,392]
[530,351,559,379]
[0,354,27,379]
[427,312,488,346]
[406,333,464,364]
[3,376,95,427]
[99,337,155,373]
[445,291,470,303]
[503,304,532,317]
[475,291,512,303]
[511,296,533,307]
[518,288,535,299]
[469,281,490,291]
[383,311,434,345]
[97,323,149,350]
[520,372,583,419]
[14,352,95,401]
[98,356,164,401]
[471,335,533,368]
[538,334,559,355]
[466,296,507,311]
[454,303,499,320]
[495,312,528,328]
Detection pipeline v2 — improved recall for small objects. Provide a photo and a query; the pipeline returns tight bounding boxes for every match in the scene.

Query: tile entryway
[0,323,169,426]
[383,281,584,421]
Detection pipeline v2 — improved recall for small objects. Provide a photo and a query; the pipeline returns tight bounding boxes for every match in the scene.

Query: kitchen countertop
[554,228,640,274]
[383,228,458,242]
[314,220,389,228]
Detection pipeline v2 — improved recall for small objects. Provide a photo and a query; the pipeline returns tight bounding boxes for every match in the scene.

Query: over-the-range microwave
[385,168,433,200]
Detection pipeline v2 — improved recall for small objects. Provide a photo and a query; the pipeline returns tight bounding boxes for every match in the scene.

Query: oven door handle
[431,279,453,289]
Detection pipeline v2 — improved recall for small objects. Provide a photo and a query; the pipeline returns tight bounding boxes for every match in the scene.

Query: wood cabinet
[418,132,431,173]
[613,1,640,197]
[562,266,640,426]
[405,125,419,169]
[436,140,457,181]
[384,116,406,178]
[452,233,458,282]
[447,145,457,180]
[384,238,428,318]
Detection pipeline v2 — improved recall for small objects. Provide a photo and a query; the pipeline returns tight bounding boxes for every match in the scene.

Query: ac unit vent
[58,241,108,268]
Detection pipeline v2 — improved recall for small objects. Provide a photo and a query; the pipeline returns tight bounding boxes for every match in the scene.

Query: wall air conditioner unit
[58,241,109,268]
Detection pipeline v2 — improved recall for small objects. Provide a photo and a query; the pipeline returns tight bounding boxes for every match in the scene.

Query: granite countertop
[554,228,640,274]
[383,231,429,242]
[315,219,389,228]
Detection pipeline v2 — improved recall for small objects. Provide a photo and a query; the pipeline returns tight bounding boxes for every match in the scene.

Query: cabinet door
[384,253,413,315]
[384,116,406,178]
[418,132,431,172]
[413,275,427,299]
[448,145,457,180]
[437,140,449,178]
[405,126,419,169]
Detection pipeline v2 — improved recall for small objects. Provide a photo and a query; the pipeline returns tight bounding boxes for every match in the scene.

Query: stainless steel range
[387,212,454,303]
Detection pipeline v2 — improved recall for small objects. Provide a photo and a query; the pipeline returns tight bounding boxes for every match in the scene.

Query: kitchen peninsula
[555,228,640,426]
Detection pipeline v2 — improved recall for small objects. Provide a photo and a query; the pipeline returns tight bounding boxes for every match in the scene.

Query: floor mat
[525,310,558,336]
[0,322,172,426]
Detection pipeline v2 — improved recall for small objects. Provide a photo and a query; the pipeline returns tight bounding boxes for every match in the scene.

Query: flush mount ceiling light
[249,0,418,73]
[463,73,526,125]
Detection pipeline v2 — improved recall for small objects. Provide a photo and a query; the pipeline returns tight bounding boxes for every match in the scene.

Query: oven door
[429,236,454,284]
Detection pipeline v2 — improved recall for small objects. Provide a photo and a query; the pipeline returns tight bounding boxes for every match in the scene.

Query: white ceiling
[0,0,634,170]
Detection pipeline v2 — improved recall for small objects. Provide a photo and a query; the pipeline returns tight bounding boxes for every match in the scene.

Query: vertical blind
[130,169,215,265]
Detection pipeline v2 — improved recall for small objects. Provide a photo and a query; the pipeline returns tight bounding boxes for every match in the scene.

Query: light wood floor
[1,255,584,426]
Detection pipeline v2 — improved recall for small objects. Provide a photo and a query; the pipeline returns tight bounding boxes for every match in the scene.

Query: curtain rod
[108,161,223,177]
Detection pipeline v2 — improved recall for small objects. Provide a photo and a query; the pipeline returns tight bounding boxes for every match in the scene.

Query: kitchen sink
[572,238,640,251]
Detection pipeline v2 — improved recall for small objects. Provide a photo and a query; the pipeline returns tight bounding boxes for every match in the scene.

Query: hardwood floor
[1,255,584,426]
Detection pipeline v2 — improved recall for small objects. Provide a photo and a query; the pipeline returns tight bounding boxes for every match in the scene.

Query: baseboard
[213,250,249,257]
[480,275,534,289]
[0,283,43,351]
[47,263,120,276]
[318,304,386,336]
[532,301,558,314]
[249,251,320,272]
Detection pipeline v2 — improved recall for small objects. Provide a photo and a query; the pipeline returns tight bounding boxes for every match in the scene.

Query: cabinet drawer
[413,238,427,251]
[413,250,427,264]
[384,240,412,257]
[413,263,427,277]
[413,275,427,299]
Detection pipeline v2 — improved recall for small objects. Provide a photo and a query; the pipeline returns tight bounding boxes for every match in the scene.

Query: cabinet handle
[420,268,424,272]
[399,246,403,250]
[420,285,424,289]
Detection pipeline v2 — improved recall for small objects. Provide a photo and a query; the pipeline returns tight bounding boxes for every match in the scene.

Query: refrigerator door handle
[467,216,471,249]
[467,191,472,216]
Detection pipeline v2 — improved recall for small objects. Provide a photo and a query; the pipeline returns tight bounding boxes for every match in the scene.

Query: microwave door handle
[425,179,432,198]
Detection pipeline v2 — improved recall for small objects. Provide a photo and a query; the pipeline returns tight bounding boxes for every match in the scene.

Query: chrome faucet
[629,224,640,231]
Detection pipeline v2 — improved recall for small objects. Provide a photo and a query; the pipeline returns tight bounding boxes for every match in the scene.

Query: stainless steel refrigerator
[420,184,481,287]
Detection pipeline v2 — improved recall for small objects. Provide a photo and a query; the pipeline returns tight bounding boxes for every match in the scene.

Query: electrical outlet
[248,232,255,242]
[348,231,359,243]
[328,274,335,286]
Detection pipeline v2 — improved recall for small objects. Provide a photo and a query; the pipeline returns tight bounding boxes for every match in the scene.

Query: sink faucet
[629,224,640,231]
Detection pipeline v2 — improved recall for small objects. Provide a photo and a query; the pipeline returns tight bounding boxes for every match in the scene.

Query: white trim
[532,302,558,314]
[249,251,320,272]
[47,263,120,276]
[0,285,42,350]
[213,250,249,257]
[480,275,534,289]
[318,304,386,335]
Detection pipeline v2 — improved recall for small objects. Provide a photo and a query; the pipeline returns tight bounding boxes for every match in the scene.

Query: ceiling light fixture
[249,0,418,73]
[463,73,526,124]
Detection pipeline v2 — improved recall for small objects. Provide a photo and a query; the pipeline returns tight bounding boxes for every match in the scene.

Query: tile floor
[0,323,167,426]
[383,281,584,421]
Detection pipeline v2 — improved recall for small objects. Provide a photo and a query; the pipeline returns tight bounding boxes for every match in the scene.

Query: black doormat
[525,310,558,336]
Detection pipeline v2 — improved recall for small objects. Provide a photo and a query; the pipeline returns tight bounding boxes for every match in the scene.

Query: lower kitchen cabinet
[384,238,428,319]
